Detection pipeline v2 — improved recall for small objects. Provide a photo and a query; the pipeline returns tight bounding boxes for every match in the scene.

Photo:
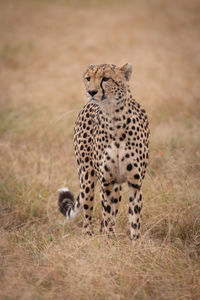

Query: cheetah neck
[97,85,132,116]
[103,97,129,139]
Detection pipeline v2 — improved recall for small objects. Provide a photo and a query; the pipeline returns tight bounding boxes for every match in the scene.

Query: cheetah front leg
[79,172,97,236]
[100,182,121,238]
[127,181,142,242]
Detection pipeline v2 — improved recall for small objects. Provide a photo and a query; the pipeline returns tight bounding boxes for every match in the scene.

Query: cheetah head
[83,63,132,113]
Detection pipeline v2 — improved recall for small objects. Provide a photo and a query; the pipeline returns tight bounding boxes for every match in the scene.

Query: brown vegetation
[0,0,200,299]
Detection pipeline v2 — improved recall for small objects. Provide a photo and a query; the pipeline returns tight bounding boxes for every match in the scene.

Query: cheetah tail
[58,187,82,221]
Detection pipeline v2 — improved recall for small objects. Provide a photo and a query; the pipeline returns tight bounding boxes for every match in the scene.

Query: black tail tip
[58,188,74,216]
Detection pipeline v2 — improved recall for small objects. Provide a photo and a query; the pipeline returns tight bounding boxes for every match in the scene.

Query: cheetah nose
[88,90,98,97]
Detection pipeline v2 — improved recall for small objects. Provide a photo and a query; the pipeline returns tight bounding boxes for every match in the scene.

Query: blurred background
[0,0,200,299]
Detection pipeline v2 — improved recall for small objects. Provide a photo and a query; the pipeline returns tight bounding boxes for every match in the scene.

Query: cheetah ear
[88,64,95,69]
[120,63,132,81]
[84,64,94,78]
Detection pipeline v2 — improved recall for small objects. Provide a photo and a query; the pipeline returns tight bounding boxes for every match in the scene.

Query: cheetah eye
[86,77,90,82]
[102,77,110,82]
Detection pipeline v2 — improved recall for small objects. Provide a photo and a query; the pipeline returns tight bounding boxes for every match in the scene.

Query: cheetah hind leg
[58,171,96,236]
[99,219,105,233]
[128,182,142,243]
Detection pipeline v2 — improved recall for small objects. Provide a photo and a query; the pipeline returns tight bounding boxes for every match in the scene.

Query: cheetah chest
[100,141,130,184]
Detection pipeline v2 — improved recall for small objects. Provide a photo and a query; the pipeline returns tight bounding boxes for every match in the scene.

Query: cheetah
[58,63,150,241]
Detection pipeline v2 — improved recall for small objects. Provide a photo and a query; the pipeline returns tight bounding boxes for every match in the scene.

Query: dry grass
[0,0,200,299]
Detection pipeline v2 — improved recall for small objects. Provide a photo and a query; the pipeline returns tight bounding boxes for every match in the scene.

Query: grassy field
[0,0,200,299]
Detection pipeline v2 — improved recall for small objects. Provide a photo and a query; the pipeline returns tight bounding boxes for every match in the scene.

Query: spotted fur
[58,63,150,241]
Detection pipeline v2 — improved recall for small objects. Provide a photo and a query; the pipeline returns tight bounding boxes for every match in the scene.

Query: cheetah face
[83,63,132,113]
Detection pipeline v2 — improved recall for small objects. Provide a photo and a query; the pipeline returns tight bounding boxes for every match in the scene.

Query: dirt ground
[0,0,200,299]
